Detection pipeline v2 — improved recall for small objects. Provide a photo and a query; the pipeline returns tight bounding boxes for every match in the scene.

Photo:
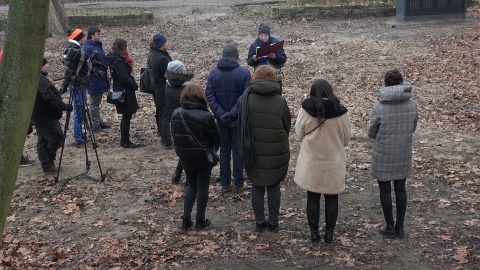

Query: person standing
[247,23,287,93]
[171,83,221,231]
[205,44,251,192]
[31,57,72,173]
[238,65,291,232]
[106,38,140,148]
[149,33,172,148]
[294,79,351,243]
[164,60,194,184]
[368,70,418,239]
[60,28,89,149]
[84,26,111,133]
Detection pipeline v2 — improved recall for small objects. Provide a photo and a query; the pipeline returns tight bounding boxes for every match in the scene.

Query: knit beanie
[68,28,85,41]
[167,60,186,73]
[222,44,239,59]
[153,34,167,49]
[42,57,48,67]
[258,23,270,35]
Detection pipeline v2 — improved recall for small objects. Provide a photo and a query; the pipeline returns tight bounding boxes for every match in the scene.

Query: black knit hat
[258,23,270,35]
[222,44,239,59]
[42,57,48,66]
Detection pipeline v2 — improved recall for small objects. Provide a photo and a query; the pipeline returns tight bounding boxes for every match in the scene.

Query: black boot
[324,211,337,244]
[196,218,211,230]
[181,216,193,231]
[395,225,405,238]
[255,220,268,233]
[310,229,320,243]
[379,223,396,238]
[171,171,181,184]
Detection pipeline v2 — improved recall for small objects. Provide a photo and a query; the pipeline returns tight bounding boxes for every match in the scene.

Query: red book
[256,40,284,58]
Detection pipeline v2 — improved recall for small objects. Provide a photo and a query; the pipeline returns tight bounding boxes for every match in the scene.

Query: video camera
[62,47,107,79]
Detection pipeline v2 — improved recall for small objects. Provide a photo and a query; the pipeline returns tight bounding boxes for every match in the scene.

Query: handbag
[106,90,125,105]
[139,54,155,94]
[179,108,219,166]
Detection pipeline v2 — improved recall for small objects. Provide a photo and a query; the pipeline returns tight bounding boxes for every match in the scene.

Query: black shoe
[120,140,140,148]
[20,155,35,167]
[92,127,106,133]
[395,227,405,239]
[255,220,268,232]
[196,218,211,230]
[182,217,193,231]
[324,230,334,244]
[379,224,396,238]
[268,222,279,232]
[171,171,182,184]
[100,122,111,129]
[311,230,320,243]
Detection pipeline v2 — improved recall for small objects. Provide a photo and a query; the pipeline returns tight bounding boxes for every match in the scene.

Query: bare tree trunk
[0,0,50,236]
[47,0,68,38]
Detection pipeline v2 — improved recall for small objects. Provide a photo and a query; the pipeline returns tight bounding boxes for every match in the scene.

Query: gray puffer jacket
[368,82,418,181]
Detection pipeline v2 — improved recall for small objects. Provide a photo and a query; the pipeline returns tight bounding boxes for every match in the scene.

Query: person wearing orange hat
[60,28,90,149]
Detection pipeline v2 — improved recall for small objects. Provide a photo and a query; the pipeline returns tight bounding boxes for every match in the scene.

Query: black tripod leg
[55,90,74,182]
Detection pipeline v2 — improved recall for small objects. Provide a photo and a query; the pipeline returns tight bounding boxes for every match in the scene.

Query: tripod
[55,84,106,182]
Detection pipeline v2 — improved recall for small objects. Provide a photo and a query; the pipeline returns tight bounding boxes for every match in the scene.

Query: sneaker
[234,182,249,193]
[196,218,211,230]
[20,155,35,167]
[100,122,111,129]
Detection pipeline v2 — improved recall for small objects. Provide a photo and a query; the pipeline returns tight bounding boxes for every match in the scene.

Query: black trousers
[306,191,338,232]
[378,179,407,229]
[184,166,213,220]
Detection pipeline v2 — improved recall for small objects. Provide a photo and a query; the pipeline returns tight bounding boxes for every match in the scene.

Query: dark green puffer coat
[245,78,291,187]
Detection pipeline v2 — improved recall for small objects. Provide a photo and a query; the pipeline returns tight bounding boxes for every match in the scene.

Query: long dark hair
[309,79,341,123]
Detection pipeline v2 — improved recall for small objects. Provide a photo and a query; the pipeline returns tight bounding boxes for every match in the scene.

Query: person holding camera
[60,28,89,149]
[106,38,140,148]
[84,26,111,133]
[32,58,72,173]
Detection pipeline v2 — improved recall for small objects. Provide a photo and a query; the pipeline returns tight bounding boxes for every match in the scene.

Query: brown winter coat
[294,98,351,194]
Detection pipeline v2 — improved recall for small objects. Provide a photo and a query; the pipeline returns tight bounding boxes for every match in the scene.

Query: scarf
[237,88,256,167]
[120,53,133,73]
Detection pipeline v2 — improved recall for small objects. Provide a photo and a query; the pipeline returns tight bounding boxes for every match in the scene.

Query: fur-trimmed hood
[165,69,194,86]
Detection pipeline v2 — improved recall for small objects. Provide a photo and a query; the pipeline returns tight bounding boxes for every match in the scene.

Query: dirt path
[2,3,480,269]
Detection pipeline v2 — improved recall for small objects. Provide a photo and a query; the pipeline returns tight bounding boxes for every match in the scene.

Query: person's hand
[268,53,276,59]
[64,104,73,112]
[220,112,233,124]
[253,55,259,61]
[60,85,68,95]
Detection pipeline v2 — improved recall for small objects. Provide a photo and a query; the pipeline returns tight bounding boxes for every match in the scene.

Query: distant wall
[0,11,153,32]
[272,5,395,19]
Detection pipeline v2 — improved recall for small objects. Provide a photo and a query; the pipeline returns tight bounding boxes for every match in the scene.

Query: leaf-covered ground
[2,3,480,269]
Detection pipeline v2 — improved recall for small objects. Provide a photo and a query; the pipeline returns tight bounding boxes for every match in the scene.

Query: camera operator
[32,57,73,174]
[84,26,111,133]
[60,28,89,148]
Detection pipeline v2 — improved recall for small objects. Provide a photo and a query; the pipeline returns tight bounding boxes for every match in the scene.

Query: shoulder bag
[140,53,155,94]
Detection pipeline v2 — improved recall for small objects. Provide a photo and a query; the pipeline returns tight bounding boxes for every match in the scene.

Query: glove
[64,104,73,112]
[220,112,233,122]
[60,85,68,95]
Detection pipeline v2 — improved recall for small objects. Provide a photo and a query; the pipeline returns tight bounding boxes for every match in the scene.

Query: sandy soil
[2,3,480,269]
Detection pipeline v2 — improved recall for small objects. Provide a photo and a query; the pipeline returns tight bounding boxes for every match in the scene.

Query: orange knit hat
[68,29,85,41]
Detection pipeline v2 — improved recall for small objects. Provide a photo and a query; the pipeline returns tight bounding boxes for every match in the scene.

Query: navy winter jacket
[247,36,287,68]
[205,57,251,119]
[84,39,109,95]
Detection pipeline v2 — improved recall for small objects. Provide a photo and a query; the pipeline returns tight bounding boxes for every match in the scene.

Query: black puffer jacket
[171,99,221,171]
[164,69,194,114]
[32,73,70,123]
[149,49,172,107]
[105,52,139,115]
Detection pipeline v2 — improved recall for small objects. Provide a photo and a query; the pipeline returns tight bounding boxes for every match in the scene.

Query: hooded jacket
[294,97,351,194]
[84,39,109,95]
[205,57,251,119]
[164,69,194,114]
[105,52,139,115]
[171,99,221,171]
[368,82,418,181]
[247,36,287,69]
[32,72,70,123]
[241,78,291,187]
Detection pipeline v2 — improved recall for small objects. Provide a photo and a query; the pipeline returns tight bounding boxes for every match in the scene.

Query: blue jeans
[218,121,244,189]
[70,87,87,143]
